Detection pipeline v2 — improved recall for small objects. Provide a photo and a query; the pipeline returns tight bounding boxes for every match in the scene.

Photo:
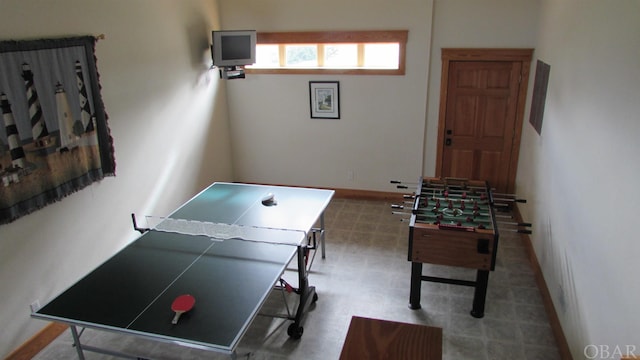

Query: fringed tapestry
[0,36,115,224]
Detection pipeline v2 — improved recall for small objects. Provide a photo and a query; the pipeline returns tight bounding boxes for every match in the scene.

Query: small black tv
[211,30,256,67]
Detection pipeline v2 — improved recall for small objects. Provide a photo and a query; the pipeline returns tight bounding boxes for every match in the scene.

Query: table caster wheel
[287,323,304,339]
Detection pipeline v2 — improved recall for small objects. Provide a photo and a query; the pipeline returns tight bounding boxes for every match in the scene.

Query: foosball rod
[460,217,532,228]
[400,216,533,234]
[391,180,489,192]
[391,180,486,198]
[393,203,495,214]
[396,213,532,234]
[392,210,529,227]
[415,196,526,211]
[411,208,511,219]
[418,196,491,206]
[419,188,526,204]
[393,204,492,214]
[416,211,530,227]
[393,201,415,207]
[392,206,514,219]
[392,180,485,188]
[391,180,526,203]
[394,184,487,192]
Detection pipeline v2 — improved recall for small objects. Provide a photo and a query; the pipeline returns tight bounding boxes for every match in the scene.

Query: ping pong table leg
[69,326,86,360]
[288,244,319,339]
[320,213,326,259]
[69,324,151,359]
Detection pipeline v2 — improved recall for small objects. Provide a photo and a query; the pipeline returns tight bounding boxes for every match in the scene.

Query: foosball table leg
[409,262,423,310]
[470,270,490,318]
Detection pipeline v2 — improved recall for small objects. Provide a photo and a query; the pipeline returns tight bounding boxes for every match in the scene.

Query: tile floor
[35,198,561,359]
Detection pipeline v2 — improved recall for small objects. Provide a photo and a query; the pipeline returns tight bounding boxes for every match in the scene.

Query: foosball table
[391,177,530,318]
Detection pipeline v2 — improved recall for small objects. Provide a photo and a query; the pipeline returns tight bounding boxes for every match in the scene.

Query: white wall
[0,1,233,356]
[218,0,433,191]
[517,0,640,358]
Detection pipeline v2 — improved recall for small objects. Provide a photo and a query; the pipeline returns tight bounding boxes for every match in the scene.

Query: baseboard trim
[513,205,573,360]
[238,182,405,202]
[4,322,67,360]
[333,188,402,201]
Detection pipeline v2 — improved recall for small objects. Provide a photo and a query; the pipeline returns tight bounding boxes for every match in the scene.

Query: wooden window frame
[246,30,408,75]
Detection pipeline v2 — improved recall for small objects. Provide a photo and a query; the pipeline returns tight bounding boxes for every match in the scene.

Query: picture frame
[0,36,115,224]
[309,81,340,119]
[529,60,550,135]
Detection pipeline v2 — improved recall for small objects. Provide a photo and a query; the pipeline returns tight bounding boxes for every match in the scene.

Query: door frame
[435,48,533,194]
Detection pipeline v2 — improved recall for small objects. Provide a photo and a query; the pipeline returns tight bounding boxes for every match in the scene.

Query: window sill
[245,68,405,76]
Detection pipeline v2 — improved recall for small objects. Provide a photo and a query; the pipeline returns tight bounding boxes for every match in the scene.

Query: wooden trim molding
[333,188,403,201]
[246,67,405,76]
[257,30,408,44]
[513,204,573,360]
[442,48,534,62]
[4,322,67,360]
[247,30,408,76]
[239,182,404,202]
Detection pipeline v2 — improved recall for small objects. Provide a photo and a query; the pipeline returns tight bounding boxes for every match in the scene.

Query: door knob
[445,138,452,146]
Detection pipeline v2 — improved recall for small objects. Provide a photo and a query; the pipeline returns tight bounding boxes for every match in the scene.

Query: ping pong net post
[131,213,149,234]
[131,213,306,246]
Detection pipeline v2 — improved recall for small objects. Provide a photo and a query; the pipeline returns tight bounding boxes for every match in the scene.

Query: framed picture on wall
[309,81,340,119]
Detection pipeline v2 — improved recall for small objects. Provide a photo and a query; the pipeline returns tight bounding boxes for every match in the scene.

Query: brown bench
[339,316,442,360]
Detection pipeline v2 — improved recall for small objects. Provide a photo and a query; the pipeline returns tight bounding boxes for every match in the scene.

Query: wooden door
[435,49,532,194]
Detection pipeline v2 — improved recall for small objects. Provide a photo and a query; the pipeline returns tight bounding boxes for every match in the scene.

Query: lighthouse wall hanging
[0,36,115,224]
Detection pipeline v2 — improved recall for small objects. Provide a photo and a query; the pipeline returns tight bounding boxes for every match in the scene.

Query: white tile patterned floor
[35,198,561,359]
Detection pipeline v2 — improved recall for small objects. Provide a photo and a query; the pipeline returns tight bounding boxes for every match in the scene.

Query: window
[246,30,408,75]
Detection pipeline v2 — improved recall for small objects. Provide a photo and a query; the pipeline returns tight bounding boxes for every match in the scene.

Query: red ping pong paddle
[171,294,195,324]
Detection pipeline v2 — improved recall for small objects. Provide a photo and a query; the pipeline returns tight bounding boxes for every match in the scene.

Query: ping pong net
[134,214,306,246]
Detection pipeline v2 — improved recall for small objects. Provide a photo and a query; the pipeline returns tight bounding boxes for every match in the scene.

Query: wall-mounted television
[211,30,256,67]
